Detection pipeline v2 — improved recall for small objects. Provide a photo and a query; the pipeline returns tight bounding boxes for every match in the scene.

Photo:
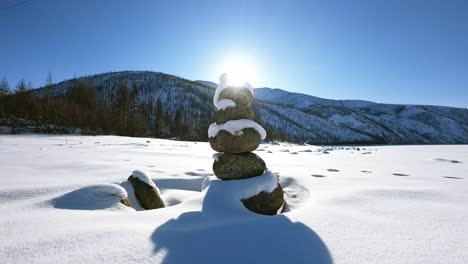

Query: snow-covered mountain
[33,71,468,144]
[254,87,376,109]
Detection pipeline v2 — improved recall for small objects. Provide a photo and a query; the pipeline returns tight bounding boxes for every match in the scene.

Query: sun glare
[219,56,257,85]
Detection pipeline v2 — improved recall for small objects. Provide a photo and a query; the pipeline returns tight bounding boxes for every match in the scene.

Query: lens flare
[219,56,256,85]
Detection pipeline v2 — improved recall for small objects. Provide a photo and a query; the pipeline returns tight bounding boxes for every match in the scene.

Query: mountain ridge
[4,70,467,144]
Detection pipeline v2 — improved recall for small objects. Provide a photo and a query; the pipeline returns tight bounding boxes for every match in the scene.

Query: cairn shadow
[151,188,333,264]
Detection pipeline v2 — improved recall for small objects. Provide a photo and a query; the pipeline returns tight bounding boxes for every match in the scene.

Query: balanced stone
[241,185,285,215]
[219,87,254,108]
[210,128,261,153]
[128,175,165,210]
[216,106,255,124]
[213,153,266,180]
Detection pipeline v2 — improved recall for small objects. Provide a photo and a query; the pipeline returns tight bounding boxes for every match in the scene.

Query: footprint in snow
[443,176,463,180]
[290,152,299,155]
[311,174,326,178]
[361,170,372,173]
[299,149,313,152]
[185,171,213,177]
[327,169,339,172]
[435,158,462,164]
[393,173,410,177]
[362,152,372,155]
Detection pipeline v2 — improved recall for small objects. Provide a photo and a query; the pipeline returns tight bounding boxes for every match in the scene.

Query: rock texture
[218,87,254,107]
[120,198,131,207]
[128,175,165,210]
[216,106,255,124]
[209,128,261,153]
[241,185,285,215]
[213,153,266,180]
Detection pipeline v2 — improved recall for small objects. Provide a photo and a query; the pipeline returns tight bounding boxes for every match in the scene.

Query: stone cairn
[209,73,284,215]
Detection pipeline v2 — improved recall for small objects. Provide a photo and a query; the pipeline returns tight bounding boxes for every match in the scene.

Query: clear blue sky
[1,0,467,107]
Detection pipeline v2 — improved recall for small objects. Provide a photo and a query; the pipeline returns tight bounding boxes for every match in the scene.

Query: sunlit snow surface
[0,135,467,264]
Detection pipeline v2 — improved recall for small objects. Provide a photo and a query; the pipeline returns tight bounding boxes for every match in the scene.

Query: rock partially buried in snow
[213,153,266,180]
[216,106,255,124]
[128,171,165,210]
[242,185,285,215]
[53,183,132,211]
[210,128,261,153]
[218,87,254,108]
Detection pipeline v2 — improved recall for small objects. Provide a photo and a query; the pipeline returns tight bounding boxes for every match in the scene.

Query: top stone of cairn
[213,73,254,110]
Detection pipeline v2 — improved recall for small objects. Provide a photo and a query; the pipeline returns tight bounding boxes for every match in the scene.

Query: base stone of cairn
[242,184,285,215]
[209,73,284,215]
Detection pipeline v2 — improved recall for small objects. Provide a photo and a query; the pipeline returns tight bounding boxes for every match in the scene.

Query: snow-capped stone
[201,170,279,200]
[241,184,284,215]
[216,106,255,124]
[210,128,262,153]
[128,172,165,210]
[208,119,266,140]
[218,87,254,108]
[213,73,254,110]
[131,170,157,189]
[213,152,266,180]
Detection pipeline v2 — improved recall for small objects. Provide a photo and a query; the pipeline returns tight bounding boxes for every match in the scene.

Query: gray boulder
[209,128,261,153]
[241,184,284,215]
[216,106,255,124]
[128,175,165,210]
[219,87,254,108]
[213,153,266,180]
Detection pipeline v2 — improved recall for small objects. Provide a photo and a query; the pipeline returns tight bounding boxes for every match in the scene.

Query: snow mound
[131,170,158,189]
[201,170,278,214]
[208,119,267,140]
[52,184,133,211]
[213,73,253,110]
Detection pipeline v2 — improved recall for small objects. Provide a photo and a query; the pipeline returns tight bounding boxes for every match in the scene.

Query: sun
[219,56,257,85]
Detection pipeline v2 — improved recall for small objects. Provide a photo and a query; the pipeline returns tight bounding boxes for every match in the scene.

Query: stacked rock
[208,73,284,215]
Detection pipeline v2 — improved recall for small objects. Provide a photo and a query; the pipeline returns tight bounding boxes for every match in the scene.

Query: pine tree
[156,98,167,137]
[0,77,10,95]
[16,79,27,93]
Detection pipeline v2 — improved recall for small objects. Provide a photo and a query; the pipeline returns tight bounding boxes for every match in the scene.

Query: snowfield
[0,135,467,264]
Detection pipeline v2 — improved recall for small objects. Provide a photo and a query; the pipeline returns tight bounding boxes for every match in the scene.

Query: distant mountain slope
[254,87,376,109]
[28,71,468,144]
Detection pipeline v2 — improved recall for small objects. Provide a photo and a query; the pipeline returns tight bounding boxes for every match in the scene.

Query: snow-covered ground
[0,135,467,264]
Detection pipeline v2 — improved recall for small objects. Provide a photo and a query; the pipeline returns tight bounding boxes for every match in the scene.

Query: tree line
[0,74,207,140]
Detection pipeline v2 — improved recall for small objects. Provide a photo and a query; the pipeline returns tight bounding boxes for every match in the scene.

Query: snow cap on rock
[213,73,254,110]
[131,170,158,189]
[208,119,267,140]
